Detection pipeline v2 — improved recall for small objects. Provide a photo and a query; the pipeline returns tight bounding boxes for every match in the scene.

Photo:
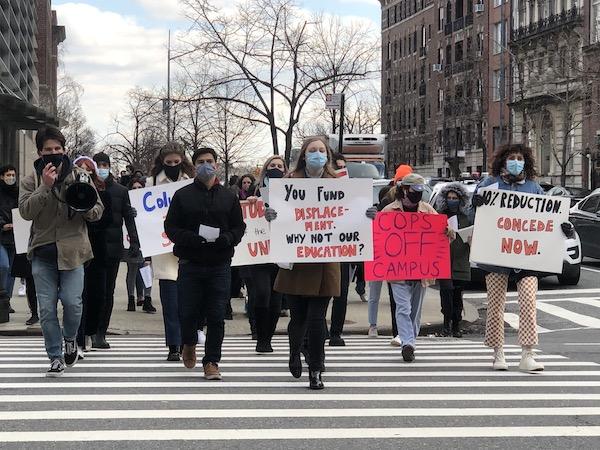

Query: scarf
[499,167,527,185]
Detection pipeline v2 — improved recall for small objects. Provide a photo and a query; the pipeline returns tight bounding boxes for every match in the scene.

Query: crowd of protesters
[1,125,566,388]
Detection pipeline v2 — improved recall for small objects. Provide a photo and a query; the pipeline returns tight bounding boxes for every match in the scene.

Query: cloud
[338,0,380,5]
[133,0,184,21]
[55,3,169,135]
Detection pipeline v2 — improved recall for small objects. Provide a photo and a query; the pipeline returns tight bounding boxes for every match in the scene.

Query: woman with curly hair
[472,144,574,372]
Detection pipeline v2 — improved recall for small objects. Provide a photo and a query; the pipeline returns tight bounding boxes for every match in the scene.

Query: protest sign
[470,189,570,273]
[12,208,31,255]
[128,179,193,257]
[268,178,373,263]
[365,212,451,281]
[232,200,271,267]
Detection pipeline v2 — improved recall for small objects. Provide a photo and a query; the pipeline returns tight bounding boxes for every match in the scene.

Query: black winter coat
[164,179,246,265]
[104,175,139,258]
[0,180,18,247]
[87,191,113,264]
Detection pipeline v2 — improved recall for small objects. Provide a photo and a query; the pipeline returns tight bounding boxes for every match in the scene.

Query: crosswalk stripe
[503,312,551,334]
[1,426,600,441]
[2,406,600,421]
[535,302,600,328]
[463,288,600,298]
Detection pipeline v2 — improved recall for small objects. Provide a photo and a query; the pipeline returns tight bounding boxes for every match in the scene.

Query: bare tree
[57,74,96,157]
[179,0,378,164]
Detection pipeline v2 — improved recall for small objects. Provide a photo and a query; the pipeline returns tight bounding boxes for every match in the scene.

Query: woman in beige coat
[266,137,341,390]
[147,142,195,362]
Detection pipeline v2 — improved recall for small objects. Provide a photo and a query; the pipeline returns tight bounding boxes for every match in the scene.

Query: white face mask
[3,176,16,186]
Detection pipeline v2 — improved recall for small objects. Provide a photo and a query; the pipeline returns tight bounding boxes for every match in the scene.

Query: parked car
[570,192,600,260]
[547,186,591,208]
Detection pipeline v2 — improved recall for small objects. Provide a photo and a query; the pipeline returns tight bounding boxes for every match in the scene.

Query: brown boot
[203,362,222,380]
[182,344,197,369]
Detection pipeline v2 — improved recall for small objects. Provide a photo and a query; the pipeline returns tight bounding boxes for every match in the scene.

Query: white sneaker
[390,335,401,347]
[197,330,206,345]
[84,335,92,352]
[519,347,544,372]
[368,326,378,338]
[18,284,26,297]
[492,347,508,371]
[77,346,85,360]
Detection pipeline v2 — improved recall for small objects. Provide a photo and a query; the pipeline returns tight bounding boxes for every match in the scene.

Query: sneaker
[493,347,508,371]
[46,359,65,377]
[203,362,222,380]
[197,330,206,345]
[359,293,367,303]
[64,339,79,367]
[18,284,26,297]
[25,315,39,326]
[256,341,274,353]
[84,335,93,352]
[390,335,402,347]
[167,350,181,362]
[401,344,415,362]
[182,344,196,368]
[329,335,345,346]
[77,346,85,361]
[519,347,544,373]
[280,309,290,317]
[368,326,378,338]
[8,303,14,314]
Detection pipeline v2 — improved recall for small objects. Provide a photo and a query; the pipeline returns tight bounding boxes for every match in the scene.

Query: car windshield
[347,162,383,179]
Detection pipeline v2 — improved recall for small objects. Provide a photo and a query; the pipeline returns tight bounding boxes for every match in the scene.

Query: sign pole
[338,93,345,154]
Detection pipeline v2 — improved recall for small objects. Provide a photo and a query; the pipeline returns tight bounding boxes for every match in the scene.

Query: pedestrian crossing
[464,287,600,333]
[0,336,599,446]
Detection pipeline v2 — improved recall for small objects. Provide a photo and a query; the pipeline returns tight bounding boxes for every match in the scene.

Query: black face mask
[266,168,284,179]
[42,154,65,169]
[406,191,423,203]
[164,164,181,181]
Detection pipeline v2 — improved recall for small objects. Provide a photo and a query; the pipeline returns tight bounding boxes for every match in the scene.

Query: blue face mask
[196,163,216,182]
[305,151,328,172]
[447,199,460,210]
[506,159,525,176]
[98,168,110,181]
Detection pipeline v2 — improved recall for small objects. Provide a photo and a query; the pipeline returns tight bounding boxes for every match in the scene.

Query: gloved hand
[472,194,485,207]
[445,227,456,241]
[130,207,137,219]
[215,234,232,248]
[265,207,278,222]
[365,206,377,220]
[128,243,141,258]
[561,222,575,238]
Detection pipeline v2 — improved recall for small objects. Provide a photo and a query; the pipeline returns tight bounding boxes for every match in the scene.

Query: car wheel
[557,263,580,286]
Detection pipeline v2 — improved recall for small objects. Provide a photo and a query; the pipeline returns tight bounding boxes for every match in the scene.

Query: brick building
[0,0,64,173]
[381,0,511,178]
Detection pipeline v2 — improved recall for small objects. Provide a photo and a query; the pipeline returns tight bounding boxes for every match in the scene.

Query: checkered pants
[484,273,538,348]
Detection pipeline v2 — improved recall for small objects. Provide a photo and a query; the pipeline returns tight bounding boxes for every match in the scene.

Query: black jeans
[330,262,350,337]
[177,261,231,365]
[353,263,366,296]
[81,258,107,338]
[25,276,37,317]
[439,279,464,324]
[249,264,282,343]
[97,259,120,335]
[288,295,331,372]
[388,283,398,337]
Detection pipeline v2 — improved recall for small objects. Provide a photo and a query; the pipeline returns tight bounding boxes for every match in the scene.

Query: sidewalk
[0,263,479,336]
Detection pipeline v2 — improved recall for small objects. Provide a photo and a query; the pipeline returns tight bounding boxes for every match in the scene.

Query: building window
[455,41,464,62]
[492,70,505,101]
[493,0,502,7]
[421,25,426,49]
[438,88,444,110]
[456,0,464,19]
[593,0,600,44]
[438,7,445,31]
[493,21,506,54]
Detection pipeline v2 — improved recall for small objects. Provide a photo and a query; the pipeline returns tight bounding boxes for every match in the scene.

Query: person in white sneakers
[472,144,575,373]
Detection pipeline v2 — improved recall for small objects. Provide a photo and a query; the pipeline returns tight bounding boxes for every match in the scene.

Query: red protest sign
[365,212,451,281]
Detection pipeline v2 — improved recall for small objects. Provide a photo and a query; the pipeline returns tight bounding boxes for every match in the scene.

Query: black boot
[442,316,451,337]
[309,370,324,390]
[452,319,463,338]
[8,302,14,314]
[289,352,302,378]
[127,295,136,312]
[255,308,273,353]
[92,333,110,349]
[143,296,156,313]
[167,345,180,361]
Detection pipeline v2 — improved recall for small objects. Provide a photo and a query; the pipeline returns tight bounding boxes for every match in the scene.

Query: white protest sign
[231,200,271,267]
[128,179,193,257]
[12,208,31,255]
[269,178,373,263]
[470,189,570,273]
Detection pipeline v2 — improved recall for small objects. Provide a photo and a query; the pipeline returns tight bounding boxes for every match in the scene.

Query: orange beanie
[393,164,413,183]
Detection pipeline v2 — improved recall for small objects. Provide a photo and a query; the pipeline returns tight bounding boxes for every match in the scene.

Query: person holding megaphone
[18,126,104,377]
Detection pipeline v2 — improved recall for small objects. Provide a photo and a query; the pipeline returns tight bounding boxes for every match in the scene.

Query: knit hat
[393,164,413,183]
[92,152,111,167]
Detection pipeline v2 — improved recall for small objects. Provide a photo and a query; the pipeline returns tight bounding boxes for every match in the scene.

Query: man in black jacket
[165,147,245,380]
[92,152,143,349]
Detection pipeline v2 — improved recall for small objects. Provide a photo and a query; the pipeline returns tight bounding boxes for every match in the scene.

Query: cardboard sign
[268,178,373,263]
[470,189,570,273]
[231,200,271,267]
[12,208,32,255]
[128,179,193,257]
[365,212,451,281]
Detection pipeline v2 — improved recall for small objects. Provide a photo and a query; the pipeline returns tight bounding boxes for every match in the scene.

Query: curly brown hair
[490,143,537,179]
[150,142,195,179]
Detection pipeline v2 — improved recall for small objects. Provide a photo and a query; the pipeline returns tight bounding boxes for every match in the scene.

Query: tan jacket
[273,169,341,298]
[381,199,438,286]
[18,164,104,271]
[147,170,190,281]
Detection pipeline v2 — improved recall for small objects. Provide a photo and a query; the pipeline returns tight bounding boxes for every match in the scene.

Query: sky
[52,0,381,142]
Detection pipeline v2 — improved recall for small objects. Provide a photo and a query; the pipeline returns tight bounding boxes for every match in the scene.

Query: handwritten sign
[12,208,32,255]
[232,200,271,267]
[269,178,373,263]
[365,212,451,281]
[128,179,193,257]
[470,189,570,273]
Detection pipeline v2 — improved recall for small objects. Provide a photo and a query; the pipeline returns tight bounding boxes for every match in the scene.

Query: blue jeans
[159,280,182,347]
[177,262,230,364]
[0,244,15,299]
[391,281,426,348]
[31,257,84,360]
[367,280,383,326]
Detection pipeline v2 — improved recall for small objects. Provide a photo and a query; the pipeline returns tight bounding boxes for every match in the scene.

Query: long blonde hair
[291,136,336,177]
[258,155,288,188]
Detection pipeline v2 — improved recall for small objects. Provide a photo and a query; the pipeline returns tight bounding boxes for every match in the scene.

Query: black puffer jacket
[104,175,139,258]
[0,180,18,247]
